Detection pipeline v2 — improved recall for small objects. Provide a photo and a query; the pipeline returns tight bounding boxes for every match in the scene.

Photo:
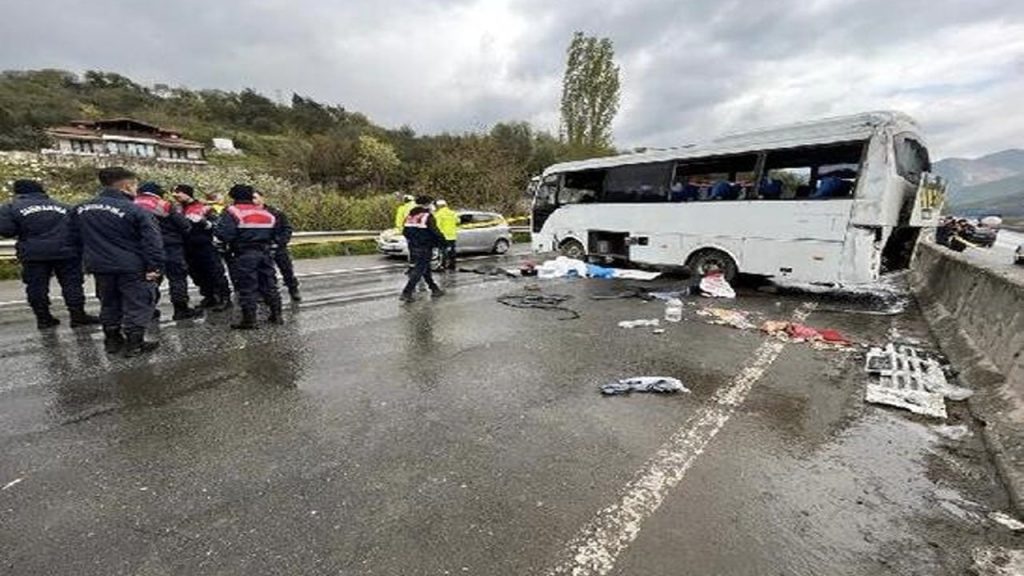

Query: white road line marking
[2,477,24,491]
[546,304,814,576]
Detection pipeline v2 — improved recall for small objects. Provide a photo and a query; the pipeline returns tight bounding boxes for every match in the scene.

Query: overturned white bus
[531,111,945,285]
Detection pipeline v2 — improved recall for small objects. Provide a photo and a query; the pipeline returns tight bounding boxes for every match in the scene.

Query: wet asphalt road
[0,253,1021,575]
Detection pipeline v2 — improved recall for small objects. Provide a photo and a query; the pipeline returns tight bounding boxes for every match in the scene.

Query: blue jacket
[214,203,277,251]
[0,192,76,261]
[402,206,445,254]
[69,189,165,274]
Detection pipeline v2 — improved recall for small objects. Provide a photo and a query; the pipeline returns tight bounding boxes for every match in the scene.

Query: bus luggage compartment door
[588,231,630,260]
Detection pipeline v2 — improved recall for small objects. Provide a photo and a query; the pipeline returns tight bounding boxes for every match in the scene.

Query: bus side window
[561,169,605,205]
[674,154,758,202]
[761,142,865,200]
[602,162,673,203]
[894,133,930,185]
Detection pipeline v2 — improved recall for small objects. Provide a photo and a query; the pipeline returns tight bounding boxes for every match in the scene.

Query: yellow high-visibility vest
[395,201,414,230]
[435,206,459,241]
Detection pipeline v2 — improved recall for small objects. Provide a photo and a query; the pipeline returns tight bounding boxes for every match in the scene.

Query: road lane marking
[546,304,814,576]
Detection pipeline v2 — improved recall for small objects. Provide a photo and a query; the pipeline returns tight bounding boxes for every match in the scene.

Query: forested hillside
[0,69,609,213]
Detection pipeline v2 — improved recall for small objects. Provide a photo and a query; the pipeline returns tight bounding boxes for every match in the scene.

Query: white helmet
[435,199,447,207]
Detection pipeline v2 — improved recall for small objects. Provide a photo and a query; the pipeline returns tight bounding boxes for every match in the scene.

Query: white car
[377,210,513,257]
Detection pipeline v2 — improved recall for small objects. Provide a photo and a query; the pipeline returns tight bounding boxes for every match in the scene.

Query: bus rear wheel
[558,239,586,260]
[687,249,738,283]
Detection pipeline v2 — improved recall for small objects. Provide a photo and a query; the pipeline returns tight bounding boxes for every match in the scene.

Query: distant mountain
[935,149,1024,216]
[933,149,1024,190]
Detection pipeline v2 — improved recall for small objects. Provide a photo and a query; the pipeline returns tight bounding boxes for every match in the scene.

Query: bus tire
[558,239,586,260]
[687,249,738,282]
[493,238,511,254]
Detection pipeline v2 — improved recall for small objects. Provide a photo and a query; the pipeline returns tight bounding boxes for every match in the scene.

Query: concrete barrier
[910,240,1024,513]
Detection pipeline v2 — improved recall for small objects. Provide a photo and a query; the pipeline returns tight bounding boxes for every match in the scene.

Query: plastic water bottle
[664,298,683,323]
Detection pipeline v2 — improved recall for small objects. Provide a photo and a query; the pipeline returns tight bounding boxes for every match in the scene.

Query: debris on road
[601,377,690,396]
[2,477,24,491]
[497,292,580,320]
[699,271,736,299]
[759,321,853,347]
[863,343,973,419]
[458,264,518,278]
[972,546,1024,576]
[698,307,756,330]
[535,257,662,281]
[618,319,660,329]
[652,328,666,334]
[989,511,1024,531]
[933,424,972,441]
[664,298,683,323]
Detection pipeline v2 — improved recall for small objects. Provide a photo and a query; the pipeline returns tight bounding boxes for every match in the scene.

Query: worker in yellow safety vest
[394,194,415,230]
[433,199,459,271]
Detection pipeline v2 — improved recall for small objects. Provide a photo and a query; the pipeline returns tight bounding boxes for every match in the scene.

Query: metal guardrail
[0,226,532,260]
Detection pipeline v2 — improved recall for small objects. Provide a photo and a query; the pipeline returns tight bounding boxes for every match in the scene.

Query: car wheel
[493,238,511,254]
[559,239,586,260]
[687,249,738,282]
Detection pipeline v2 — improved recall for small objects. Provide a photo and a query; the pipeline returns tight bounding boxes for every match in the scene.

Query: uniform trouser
[273,246,298,289]
[186,240,231,300]
[21,258,86,312]
[403,250,440,296]
[231,249,281,313]
[95,272,155,331]
[442,240,457,270]
[155,244,189,306]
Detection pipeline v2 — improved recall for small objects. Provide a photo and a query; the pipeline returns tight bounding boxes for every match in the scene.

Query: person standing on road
[400,196,446,303]
[68,167,164,357]
[254,192,301,302]
[0,180,100,330]
[174,184,232,311]
[394,194,415,230]
[433,199,458,272]
[215,184,283,329]
[135,182,202,321]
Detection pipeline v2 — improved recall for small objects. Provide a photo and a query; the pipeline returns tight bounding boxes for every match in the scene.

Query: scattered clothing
[586,263,616,279]
[699,271,735,298]
[601,377,690,396]
[535,257,662,280]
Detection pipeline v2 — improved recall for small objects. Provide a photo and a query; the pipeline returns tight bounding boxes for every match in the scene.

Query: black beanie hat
[174,184,196,198]
[229,184,255,202]
[138,182,165,197]
[13,179,44,195]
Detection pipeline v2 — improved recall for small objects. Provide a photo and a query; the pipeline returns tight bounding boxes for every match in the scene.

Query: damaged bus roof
[543,110,921,176]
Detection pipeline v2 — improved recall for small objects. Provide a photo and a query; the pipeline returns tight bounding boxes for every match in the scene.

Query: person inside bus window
[709,180,739,200]
[760,178,784,199]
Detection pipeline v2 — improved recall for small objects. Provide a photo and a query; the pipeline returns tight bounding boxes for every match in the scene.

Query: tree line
[0,32,621,215]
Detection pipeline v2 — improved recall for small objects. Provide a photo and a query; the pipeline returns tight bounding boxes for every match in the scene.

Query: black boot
[431,288,446,298]
[69,307,100,327]
[288,285,302,302]
[34,308,60,330]
[123,329,159,358]
[230,308,258,330]
[198,296,219,309]
[102,326,125,355]
[212,295,233,312]
[267,300,284,325]
[172,303,204,321]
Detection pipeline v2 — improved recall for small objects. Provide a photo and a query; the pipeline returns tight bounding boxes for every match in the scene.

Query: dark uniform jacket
[0,192,76,261]
[135,192,190,247]
[214,203,277,250]
[182,200,218,244]
[402,207,445,255]
[69,189,165,275]
[264,205,293,247]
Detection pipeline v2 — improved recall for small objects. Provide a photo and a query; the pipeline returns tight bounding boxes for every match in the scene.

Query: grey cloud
[0,0,1022,156]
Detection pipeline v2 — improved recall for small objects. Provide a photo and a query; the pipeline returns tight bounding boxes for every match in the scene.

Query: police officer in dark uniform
[174,184,232,311]
[135,182,202,321]
[254,191,300,302]
[68,167,164,357]
[0,180,100,329]
[400,195,446,303]
[215,184,283,330]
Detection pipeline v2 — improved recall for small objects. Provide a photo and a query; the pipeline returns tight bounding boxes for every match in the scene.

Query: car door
[457,212,490,252]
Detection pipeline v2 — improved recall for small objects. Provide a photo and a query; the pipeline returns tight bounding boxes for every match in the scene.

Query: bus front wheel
[559,239,586,260]
[687,249,738,283]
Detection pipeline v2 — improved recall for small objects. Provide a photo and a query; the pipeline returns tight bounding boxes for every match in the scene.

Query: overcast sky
[1,0,1022,158]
